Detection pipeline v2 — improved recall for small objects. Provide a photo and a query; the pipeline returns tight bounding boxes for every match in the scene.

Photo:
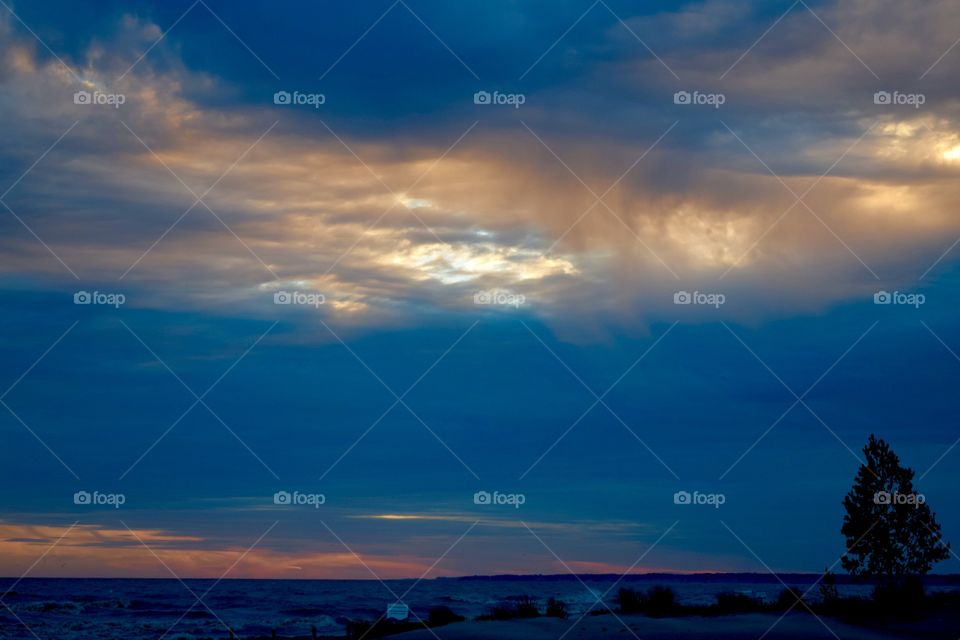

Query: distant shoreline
[3,572,960,583]
[439,572,960,585]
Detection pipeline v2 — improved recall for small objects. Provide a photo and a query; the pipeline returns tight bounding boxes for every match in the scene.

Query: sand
[390,612,912,640]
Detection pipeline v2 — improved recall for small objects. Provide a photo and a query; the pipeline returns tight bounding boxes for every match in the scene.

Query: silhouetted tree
[841,435,950,585]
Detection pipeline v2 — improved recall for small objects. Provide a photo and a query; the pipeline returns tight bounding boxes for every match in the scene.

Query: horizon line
[3,571,960,581]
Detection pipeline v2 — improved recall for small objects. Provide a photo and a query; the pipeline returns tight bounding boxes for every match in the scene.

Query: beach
[391,612,939,640]
[4,576,959,639]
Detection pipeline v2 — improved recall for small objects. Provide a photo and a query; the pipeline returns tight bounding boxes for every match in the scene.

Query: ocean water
[0,576,942,639]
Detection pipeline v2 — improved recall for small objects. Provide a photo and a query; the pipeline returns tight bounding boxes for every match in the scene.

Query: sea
[1,574,956,639]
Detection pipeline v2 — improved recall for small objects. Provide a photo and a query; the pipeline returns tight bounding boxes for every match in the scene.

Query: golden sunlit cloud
[1,3,960,332]
[380,242,578,285]
[0,521,438,579]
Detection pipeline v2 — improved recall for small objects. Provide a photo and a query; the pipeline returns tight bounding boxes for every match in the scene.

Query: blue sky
[0,0,959,578]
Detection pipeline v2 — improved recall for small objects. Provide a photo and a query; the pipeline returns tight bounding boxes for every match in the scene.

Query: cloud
[0,520,437,578]
[0,515,680,578]
[1,1,959,339]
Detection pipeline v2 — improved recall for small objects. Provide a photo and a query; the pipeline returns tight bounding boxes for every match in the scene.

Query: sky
[0,0,959,580]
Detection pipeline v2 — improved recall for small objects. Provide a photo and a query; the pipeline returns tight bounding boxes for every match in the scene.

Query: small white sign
[386,603,409,620]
